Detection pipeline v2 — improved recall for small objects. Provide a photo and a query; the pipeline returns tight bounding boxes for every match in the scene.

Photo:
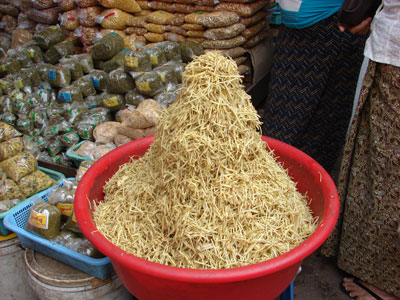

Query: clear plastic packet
[201,36,246,49]
[92,142,116,161]
[47,138,65,157]
[58,86,84,103]
[0,57,21,76]
[123,48,151,77]
[73,140,95,160]
[125,89,145,106]
[0,179,23,201]
[78,6,104,27]
[157,41,182,62]
[37,63,53,82]
[48,65,72,88]
[101,93,126,112]
[27,7,61,25]
[60,131,80,147]
[75,159,93,181]
[153,64,178,85]
[103,49,128,73]
[0,198,24,213]
[92,32,124,60]
[0,112,17,125]
[89,70,110,92]
[143,45,167,68]
[83,94,103,109]
[73,76,96,98]
[58,0,77,11]
[204,23,246,41]
[33,25,65,50]
[0,151,37,181]
[154,87,179,108]
[18,169,58,198]
[109,68,135,94]
[93,121,121,144]
[72,53,94,74]
[0,76,15,95]
[0,136,24,161]
[59,57,84,81]
[22,44,44,63]
[179,40,204,63]
[28,109,48,129]
[184,11,240,28]
[20,68,41,88]
[10,50,33,68]
[15,117,34,135]
[25,200,62,239]
[54,40,75,57]
[13,73,32,91]
[135,71,164,97]
[98,8,131,30]
[76,123,94,140]
[163,61,186,83]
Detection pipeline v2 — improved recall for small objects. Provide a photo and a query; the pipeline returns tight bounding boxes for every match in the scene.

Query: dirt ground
[292,250,351,300]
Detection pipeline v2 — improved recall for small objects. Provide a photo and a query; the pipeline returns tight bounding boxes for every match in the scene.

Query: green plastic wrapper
[26,201,62,239]
[54,40,75,57]
[37,63,53,82]
[101,93,125,112]
[154,64,178,85]
[89,70,110,92]
[64,106,88,124]
[0,179,23,201]
[44,46,61,64]
[103,49,129,73]
[15,118,34,134]
[23,44,44,63]
[47,138,64,157]
[58,86,84,103]
[143,46,167,68]
[125,89,145,106]
[14,99,31,115]
[57,119,74,134]
[158,41,182,62]
[0,151,37,181]
[73,76,96,98]
[180,40,204,63]
[72,53,94,74]
[11,51,34,68]
[1,96,14,113]
[18,170,58,198]
[21,68,41,87]
[89,107,112,123]
[46,105,65,120]
[60,131,80,147]
[135,71,164,97]
[0,76,14,94]
[33,25,66,50]
[124,49,151,75]
[0,58,21,76]
[60,57,83,81]
[29,109,48,129]
[0,112,17,125]
[76,123,95,140]
[109,68,135,94]
[92,32,124,61]
[48,65,71,88]
[83,94,103,108]
[43,125,59,139]
[0,137,24,161]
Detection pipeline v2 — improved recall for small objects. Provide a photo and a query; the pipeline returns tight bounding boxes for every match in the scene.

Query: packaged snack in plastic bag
[64,106,87,124]
[143,45,167,68]
[215,1,266,17]
[75,159,93,181]
[185,11,240,28]
[92,142,116,160]
[103,49,128,73]
[89,70,110,92]
[72,53,94,74]
[83,95,103,109]
[92,32,124,60]
[73,76,96,98]
[93,121,121,144]
[0,15,17,35]
[202,35,246,49]
[44,46,61,64]
[109,68,135,94]
[135,71,164,97]
[0,137,24,161]
[163,61,186,83]
[204,23,246,41]
[36,63,52,82]
[0,198,24,213]
[76,123,94,140]
[33,25,65,49]
[179,40,204,63]
[18,169,58,198]
[60,131,80,147]
[58,86,84,103]
[0,112,17,125]
[0,150,37,181]
[26,200,61,239]
[98,8,131,30]
[0,179,23,201]
[27,7,60,25]
[54,40,75,57]
[22,43,44,63]
[20,68,41,88]
[48,65,71,88]
[99,0,141,13]
[146,10,175,25]
[121,98,162,128]
[15,117,33,135]
[47,138,65,157]
[59,57,83,81]
[156,41,181,62]
[123,49,151,77]
[154,87,178,108]
[58,0,76,11]
[101,93,125,112]
[153,64,178,85]
[32,0,57,10]
[73,140,95,159]
[124,89,145,106]
[0,58,21,76]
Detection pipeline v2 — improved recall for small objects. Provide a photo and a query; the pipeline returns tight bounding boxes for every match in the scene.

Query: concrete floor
[293,250,351,300]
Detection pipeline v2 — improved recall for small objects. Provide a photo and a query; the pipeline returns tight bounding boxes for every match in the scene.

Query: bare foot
[343,278,399,300]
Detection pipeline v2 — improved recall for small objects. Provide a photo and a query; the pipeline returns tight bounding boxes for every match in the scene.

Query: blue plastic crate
[66,140,93,167]
[0,166,65,236]
[3,179,114,280]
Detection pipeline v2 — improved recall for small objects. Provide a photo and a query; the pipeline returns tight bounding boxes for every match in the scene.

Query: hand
[339,17,372,34]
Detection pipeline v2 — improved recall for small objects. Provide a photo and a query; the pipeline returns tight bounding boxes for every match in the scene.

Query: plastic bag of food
[28,109,47,130]
[73,140,95,159]
[157,41,182,62]
[144,32,164,43]
[78,6,104,27]
[99,0,141,13]
[72,53,94,74]
[19,170,58,198]
[121,99,162,128]
[92,142,116,160]
[143,45,167,68]
[75,0,98,7]
[58,0,76,11]
[0,137,23,161]
[124,34,142,50]
[78,26,99,47]
[243,29,268,48]
[179,40,204,63]
[27,7,60,25]
[59,10,79,31]
[92,32,124,60]
[135,71,164,97]
[103,49,128,73]
[0,151,37,181]
[11,29,32,49]
[242,19,268,39]
[98,28,127,40]
[47,138,65,157]
[99,8,130,30]
[64,106,88,124]
[101,93,125,112]
[75,160,93,181]
[0,179,23,201]
[89,70,110,92]
[44,46,61,64]
[48,65,71,88]
[204,23,246,41]
[60,131,80,147]
[123,49,151,77]
[0,58,21,76]
[154,88,178,108]
[35,63,51,82]
[124,26,147,36]
[144,23,166,34]
[59,57,83,81]
[73,77,96,98]
[0,198,24,213]
[49,187,74,218]
[163,61,186,83]
[153,64,178,85]
[63,235,102,257]
[206,47,247,59]
[125,15,146,28]
[13,98,31,115]
[32,0,57,10]
[20,68,41,88]
[17,13,36,32]
[0,4,19,16]
[0,77,13,95]
[124,89,144,106]
[0,15,17,35]
[202,35,246,49]
[113,133,131,147]
[15,117,34,134]
[26,200,61,239]
[0,112,16,125]
[54,40,75,58]
[185,11,239,28]
[109,68,135,94]
[92,121,120,144]
[33,25,65,50]
[145,10,174,25]
[118,124,156,140]
[89,107,112,123]
[58,86,84,103]
[215,1,266,17]
[240,10,267,27]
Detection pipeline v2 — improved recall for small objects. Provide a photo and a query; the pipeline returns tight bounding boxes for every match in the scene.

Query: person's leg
[343,278,399,300]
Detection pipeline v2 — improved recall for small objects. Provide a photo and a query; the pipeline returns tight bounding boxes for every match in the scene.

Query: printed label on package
[28,209,49,229]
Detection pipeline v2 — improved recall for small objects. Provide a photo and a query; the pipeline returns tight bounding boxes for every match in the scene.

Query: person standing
[321,2,400,299]
[261,0,367,173]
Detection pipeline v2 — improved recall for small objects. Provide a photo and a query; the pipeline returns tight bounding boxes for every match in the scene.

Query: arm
[339,17,373,34]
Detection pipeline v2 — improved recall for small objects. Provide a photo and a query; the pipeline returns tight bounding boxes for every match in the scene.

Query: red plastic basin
[75,135,339,300]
